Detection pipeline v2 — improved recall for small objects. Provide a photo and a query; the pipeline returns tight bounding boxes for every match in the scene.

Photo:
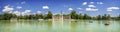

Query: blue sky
[0,0,120,17]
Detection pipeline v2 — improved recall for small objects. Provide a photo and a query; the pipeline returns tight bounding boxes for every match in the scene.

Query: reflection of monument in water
[52,11,71,22]
[52,11,71,29]
[105,20,110,26]
[10,18,17,22]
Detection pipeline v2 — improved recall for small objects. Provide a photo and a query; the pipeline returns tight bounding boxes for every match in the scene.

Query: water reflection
[0,20,120,32]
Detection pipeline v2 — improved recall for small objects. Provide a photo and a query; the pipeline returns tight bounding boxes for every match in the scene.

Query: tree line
[0,10,120,20]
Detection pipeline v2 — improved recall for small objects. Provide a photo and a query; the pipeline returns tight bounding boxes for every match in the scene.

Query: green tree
[102,14,111,20]
[102,14,107,20]
[1,13,17,20]
[35,14,43,19]
[83,14,91,19]
[17,15,25,19]
[0,14,4,20]
[106,14,111,20]
[55,14,61,16]
[97,15,102,20]
[44,11,53,19]
[118,15,120,19]
[70,10,77,19]
[28,14,35,19]
[78,14,83,19]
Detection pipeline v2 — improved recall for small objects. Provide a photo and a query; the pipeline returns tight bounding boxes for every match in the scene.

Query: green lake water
[0,20,120,32]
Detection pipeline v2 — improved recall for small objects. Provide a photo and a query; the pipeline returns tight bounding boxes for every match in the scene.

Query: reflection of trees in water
[0,21,21,31]
[17,20,53,31]
[104,20,120,32]
[70,21,77,32]
[46,21,52,30]
[0,20,120,32]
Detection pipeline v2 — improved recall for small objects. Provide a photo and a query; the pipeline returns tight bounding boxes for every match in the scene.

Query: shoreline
[0,19,119,22]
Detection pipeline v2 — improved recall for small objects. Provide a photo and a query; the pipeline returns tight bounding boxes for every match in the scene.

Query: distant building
[52,14,71,21]
[10,18,17,22]
[52,11,71,21]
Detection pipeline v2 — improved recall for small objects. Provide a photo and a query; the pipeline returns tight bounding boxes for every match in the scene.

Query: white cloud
[2,5,14,12]
[37,11,41,14]
[107,9,112,11]
[9,11,12,13]
[21,1,26,4]
[16,6,22,9]
[86,7,98,11]
[108,7,119,9]
[90,2,94,4]
[82,2,87,5]
[13,10,31,16]
[77,8,82,10]
[24,10,31,13]
[42,6,49,9]
[68,8,73,11]
[107,7,120,11]
[13,11,19,13]
[99,2,103,4]
[13,11,20,16]
[97,2,103,5]
[20,10,31,16]
[21,12,25,16]
[88,5,96,8]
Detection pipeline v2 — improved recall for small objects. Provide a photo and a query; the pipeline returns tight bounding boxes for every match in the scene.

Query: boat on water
[105,23,109,25]
[105,21,110,25]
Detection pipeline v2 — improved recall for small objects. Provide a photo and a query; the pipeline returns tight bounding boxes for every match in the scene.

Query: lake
[0,20,120,32]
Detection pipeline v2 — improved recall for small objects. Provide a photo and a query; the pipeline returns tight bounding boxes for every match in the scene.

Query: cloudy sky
[0,0,120,16]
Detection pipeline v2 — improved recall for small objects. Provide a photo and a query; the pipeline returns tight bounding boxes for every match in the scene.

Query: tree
[101,14,111,20]
[55,14,61,16]
[17,15,25,19]
[107,14,111,20]
[0,14,4,20]
[0,13,17,20]
[102,14,107,20]
[78,14,83,19]
[97,15,102,20]
[44,11,53,19]
[118,15,120,19]
[28,14,35,19]
[70,10,77,19]
[35,14,43,19]
[83,14,91,19]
